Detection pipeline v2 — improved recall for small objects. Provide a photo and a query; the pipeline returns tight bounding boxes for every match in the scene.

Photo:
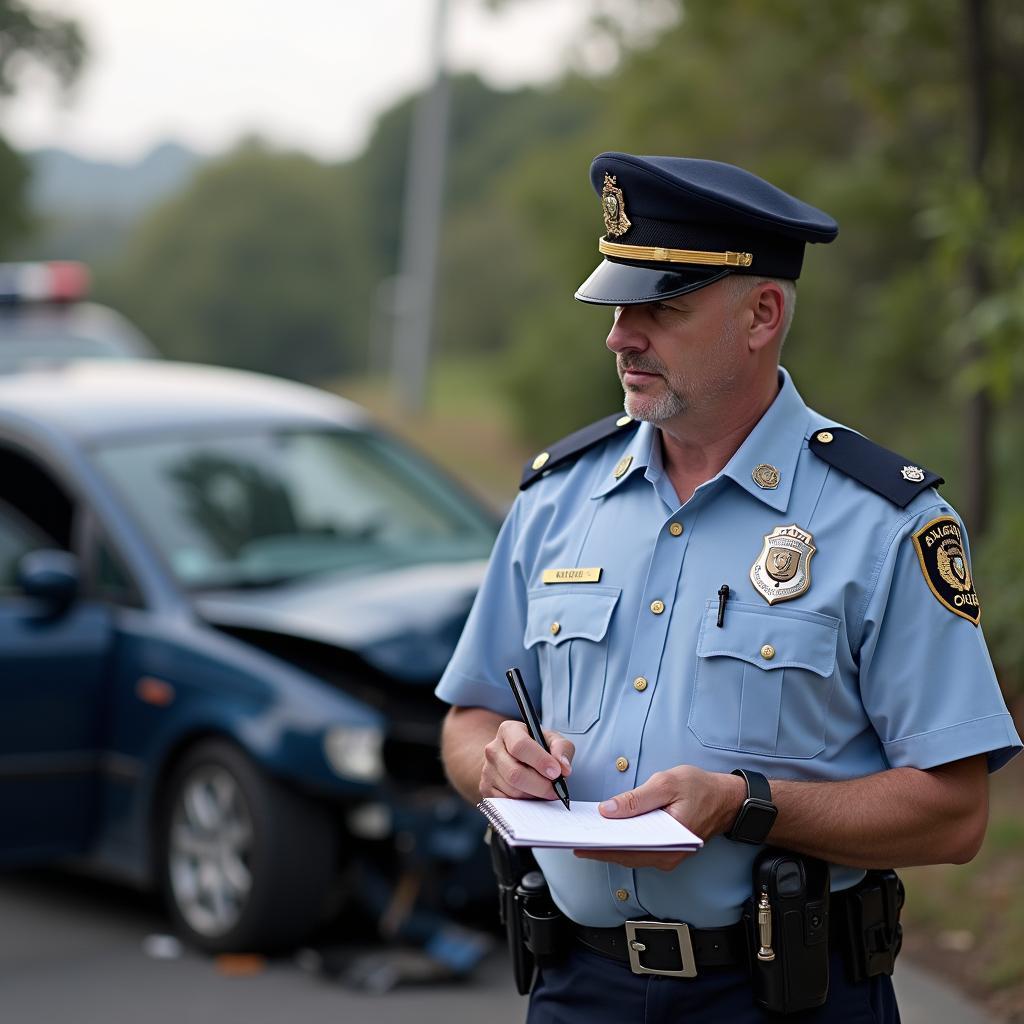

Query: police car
[0,360,498,952]
[0,261,157,373]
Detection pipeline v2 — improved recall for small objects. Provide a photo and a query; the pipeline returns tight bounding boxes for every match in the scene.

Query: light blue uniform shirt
[436,368,1021,927]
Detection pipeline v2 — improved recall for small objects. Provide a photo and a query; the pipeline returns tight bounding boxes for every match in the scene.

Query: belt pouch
[841,869,905,983]
[743,847,830,1014]
[516,870,569,960]
[487,828,538,994]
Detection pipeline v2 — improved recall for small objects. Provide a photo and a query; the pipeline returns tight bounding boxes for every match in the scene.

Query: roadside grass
[326,355,528,512]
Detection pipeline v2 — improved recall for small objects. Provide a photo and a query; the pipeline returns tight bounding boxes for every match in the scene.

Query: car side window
[0,443,144,608]
[0,498,52,593]
[94,538,143,607]
[0,444,74,549]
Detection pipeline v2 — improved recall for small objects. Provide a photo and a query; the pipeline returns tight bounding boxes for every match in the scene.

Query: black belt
[573,890,852,978]
[573,919,746,976]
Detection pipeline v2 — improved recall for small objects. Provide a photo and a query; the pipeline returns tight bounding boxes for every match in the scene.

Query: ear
[747,282,785,353]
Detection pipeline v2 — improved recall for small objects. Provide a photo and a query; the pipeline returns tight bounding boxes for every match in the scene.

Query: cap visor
[574,259,732,305]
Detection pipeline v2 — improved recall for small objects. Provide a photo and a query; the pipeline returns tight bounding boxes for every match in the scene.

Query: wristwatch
[725,769,777,844]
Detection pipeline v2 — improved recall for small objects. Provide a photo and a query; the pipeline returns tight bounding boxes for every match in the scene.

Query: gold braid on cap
[599,237,753,267]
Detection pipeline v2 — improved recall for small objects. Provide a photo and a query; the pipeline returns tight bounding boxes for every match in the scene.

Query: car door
[0,491,114,865]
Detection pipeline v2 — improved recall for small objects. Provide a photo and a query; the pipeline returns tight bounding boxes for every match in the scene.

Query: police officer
[436,153,1022,1022]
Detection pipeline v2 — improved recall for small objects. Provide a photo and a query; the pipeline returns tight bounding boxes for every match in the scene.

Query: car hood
[194,559,487,684]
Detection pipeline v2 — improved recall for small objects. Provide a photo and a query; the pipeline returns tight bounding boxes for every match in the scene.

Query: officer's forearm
[766,756,989,868]
[440,705,506,805]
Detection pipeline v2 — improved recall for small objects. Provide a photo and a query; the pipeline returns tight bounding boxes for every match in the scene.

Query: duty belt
[574,890,853,978]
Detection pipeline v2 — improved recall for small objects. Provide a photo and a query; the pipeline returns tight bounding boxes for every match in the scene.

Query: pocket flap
[696,600,839,678]
[524,586,621,648]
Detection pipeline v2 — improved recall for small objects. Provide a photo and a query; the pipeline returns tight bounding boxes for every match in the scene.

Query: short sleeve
[858,504,1022,773]
[434,492,540,716]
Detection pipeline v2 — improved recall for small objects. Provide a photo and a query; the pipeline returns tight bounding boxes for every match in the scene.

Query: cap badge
[601,173,632,238]
[752,464,781,490]
[901,465,925,483]
[750,524,816,605]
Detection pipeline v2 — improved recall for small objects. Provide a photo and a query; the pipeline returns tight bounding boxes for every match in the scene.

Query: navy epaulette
[520,413,640,490]
[809,427,943,508]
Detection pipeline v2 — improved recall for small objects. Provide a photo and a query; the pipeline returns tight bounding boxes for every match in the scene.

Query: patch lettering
[542,567,603,584]
[911,516,980,624]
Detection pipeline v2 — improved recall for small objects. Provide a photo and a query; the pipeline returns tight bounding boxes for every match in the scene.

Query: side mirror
[17,549,81,612]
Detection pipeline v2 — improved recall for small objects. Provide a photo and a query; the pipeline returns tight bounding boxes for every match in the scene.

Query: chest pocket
[687,600,840,759]
[524,586,620,735]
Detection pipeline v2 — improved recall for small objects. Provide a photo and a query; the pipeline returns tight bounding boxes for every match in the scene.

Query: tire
[157,738,338,953]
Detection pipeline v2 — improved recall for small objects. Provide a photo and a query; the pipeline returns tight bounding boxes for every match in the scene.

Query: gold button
[816,431,834,444]
[669,522,683,537]
[550,621,561,636]
[615,888,630,902]
[616,415,633,427]
[650,600,665,615]
[761,644,776,661]
[633,676,648,692]
[532,451,550,470]
[615,756,629,772]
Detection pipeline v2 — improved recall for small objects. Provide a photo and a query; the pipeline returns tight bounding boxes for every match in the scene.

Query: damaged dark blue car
[0,361,498,954]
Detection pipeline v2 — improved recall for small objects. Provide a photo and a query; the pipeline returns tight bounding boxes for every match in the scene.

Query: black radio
[742,848,831,1015]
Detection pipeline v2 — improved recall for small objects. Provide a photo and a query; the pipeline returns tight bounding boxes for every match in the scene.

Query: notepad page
[481,799,702,849]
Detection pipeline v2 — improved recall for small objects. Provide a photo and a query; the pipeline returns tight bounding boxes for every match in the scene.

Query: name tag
[542,567,603,584]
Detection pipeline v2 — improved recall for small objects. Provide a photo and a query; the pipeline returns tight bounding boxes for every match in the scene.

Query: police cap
[575,152,839,306]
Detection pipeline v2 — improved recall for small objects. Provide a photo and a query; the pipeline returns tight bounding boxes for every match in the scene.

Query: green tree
[0,0,86,251]
[100,140,372,381]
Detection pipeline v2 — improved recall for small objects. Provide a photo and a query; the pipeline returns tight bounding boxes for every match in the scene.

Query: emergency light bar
[0,262,90,304]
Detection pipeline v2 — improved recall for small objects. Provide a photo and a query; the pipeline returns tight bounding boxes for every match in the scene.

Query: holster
[486,827,569,994]
[838,868,904,984]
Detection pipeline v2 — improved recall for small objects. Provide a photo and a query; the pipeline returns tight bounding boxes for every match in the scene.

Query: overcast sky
[1,0,613,162]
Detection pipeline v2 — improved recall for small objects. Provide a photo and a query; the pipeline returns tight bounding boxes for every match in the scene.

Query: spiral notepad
[478,798,703,850]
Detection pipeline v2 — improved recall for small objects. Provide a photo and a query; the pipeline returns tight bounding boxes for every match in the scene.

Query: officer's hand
[480,720,575,801]
[573,765,744,871]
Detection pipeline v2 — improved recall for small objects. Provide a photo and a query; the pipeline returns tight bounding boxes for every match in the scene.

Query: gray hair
[725,275,797,348]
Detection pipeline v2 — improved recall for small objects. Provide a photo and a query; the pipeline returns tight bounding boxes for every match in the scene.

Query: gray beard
[623,386,687,423]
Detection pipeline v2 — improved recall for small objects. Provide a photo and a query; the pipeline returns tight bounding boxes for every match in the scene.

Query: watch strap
[731,768,771,803]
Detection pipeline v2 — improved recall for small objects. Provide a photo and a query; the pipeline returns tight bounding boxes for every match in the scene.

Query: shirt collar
[590,368,810,512]
[718,367,810,513]
[590,419,658,499]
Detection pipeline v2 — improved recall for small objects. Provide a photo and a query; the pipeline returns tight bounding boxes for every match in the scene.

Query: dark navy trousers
[527,946,900,1024]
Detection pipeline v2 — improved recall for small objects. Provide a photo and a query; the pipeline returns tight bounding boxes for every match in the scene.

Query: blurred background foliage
[0,0,86,248]
[9,0,1024,696]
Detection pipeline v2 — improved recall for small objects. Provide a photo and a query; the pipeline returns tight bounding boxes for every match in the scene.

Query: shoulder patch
[520,413,640,490]
[912,516,980,625]
[809,427,943,507]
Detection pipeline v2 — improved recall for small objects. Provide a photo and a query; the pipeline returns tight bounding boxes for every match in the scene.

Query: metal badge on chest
[750,525,816,605]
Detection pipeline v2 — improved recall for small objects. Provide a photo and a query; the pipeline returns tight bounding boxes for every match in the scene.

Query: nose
[605,305,648,355]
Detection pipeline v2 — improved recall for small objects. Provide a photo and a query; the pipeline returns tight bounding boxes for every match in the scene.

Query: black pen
[505,667,571,810]
[717,584,730,627]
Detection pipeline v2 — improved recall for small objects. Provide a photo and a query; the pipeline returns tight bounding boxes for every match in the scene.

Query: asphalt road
[0,869,994,1024]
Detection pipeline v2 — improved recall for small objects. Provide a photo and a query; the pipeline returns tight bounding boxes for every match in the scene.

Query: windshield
[93,427,497,590]
[0,332,131,372]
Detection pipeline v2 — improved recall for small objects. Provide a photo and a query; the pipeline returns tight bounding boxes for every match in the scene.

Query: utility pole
[391,0,452,413]
[963,0,992,536]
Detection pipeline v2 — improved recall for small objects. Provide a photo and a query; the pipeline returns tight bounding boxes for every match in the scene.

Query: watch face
[738,800,778,842]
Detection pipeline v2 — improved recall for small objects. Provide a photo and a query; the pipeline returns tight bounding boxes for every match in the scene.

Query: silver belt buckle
[624,919,698,978]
